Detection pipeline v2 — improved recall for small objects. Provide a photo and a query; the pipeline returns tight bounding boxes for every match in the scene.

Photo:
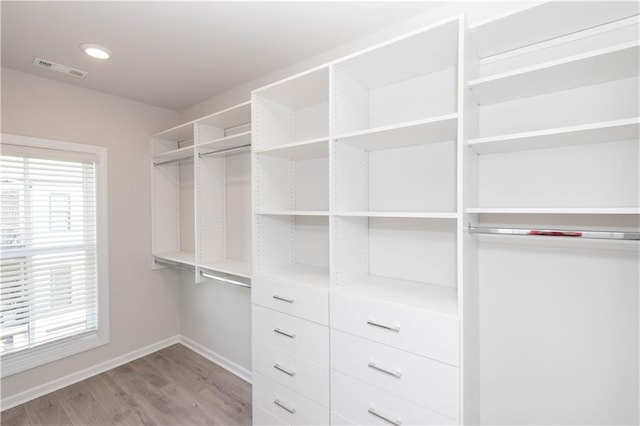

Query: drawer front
[252,338,329,406]
[331,371,457,426]
[253,372,330,425]
[331,330,459,420]
[331,411,357,425]
[253,404,286,426]
[330,291,459,365]
[253,305,329,366]
[253,276,328,324]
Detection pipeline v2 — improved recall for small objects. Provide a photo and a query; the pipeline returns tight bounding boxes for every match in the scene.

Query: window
[0,134,108,377]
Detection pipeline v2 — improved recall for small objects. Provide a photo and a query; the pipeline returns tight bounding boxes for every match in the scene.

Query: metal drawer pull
[367,319,400,333]
[368,408,401,426]
[273,294,295,303]
[274,399,296,414]
[274,328,296,338]
[368,361,402,378]
[273,363,296,376]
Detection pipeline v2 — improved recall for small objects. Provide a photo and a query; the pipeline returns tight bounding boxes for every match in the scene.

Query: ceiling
[1,1,443,111]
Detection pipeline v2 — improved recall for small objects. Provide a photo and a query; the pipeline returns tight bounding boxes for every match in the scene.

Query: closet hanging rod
[223,122,251,136]
[154,258,194,271]
[200,270,252,288]
[468,224,640,240]
[153,156,194,167]
[199,144,251,158]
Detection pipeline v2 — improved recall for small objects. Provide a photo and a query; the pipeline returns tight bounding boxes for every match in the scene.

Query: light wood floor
[0,344,252,426]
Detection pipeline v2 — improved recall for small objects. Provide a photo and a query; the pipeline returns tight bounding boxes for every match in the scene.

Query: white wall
[1,68,182,401]
[176,0,540,379]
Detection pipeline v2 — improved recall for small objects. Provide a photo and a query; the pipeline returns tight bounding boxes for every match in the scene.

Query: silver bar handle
[273,363,296,376]
[200,271,251,288]
[274,328,296,339]
[368,361,402,378]
[199,144,251,158]
[274,399,296,414]
[367,319,400,333]
[273,294,295,303]
[468,224,640,241]
[368,408,402,426]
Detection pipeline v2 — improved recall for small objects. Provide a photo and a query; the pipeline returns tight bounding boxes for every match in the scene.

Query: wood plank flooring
[0,344,252,426]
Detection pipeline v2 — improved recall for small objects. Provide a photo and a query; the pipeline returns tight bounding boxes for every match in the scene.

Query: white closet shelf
[334,211,458,219]
[152,146,193,163]
[467,207,640,215]
[255,137,329,160]
[256,210,330,216]
[335,275,458,316]
[154,251,196,266]
[335,114,458,151]
[260,264,330,289]
[335,17,459,90]
[469,41,639,105]
[197,101,251,129]
[470,1,639,58]
[199,258,252,279]
[198,131,251,154]
[469,118,640,155]
[152,122,194,143]
[254,66,329,108]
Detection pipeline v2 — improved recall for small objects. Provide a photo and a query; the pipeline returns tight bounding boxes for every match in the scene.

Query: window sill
[1,332,109,378]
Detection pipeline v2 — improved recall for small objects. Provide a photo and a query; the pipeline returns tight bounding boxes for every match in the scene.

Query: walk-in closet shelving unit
[251,16,466,426]
[463,2,639,424]
[152,101,252,287]
[251,66,332,426]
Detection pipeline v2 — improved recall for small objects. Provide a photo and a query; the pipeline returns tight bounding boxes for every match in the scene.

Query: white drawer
[330,291,459,365]
[331,371,457,426]
[253,276,328,324]
[253,372,330,425]
[331,330,459,420]
[331,411,357,425]
[253,404,286,426]
[252,338,330,406]
[253,305,329,366]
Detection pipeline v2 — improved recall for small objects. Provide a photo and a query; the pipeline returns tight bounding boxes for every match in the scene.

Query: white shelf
[335,275,458,316]
[198,131,251,154]
[199,258,252,279]
[334,211,457,219]
[468,207,640,215]
[154,251,196,266]
[335,114,458,151]
[470,2,639,58]
[260,264,330,289]
[256,210,330,216]
[254,66,329,108]
[255,137,329,159]
[469,118,640,155]
[152,122,194,142]
[335,17,459,89]
[469,41,640,105]
[152,146,193,164]
[197,101,251,129]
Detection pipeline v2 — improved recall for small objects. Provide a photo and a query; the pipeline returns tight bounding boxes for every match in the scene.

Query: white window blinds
[1,144,99,356]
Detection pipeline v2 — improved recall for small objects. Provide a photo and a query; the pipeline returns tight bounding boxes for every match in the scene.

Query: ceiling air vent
[32,57,87,79]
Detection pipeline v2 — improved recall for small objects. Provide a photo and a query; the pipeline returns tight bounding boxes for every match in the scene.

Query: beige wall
[1,67,182,399]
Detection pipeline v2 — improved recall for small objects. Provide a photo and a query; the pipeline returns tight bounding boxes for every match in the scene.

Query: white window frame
[0,134,109,377]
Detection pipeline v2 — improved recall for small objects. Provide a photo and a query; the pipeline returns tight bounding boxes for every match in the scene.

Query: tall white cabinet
[151,2,640,425]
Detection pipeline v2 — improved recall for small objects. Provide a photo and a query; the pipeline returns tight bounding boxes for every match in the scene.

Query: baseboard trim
[179,335,252,384]
[0,335,181,411]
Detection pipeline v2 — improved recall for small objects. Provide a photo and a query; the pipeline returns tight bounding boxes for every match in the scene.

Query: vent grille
[32,57,87,79]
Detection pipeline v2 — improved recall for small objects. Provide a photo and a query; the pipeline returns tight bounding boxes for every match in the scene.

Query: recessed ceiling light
[80,43,111,60]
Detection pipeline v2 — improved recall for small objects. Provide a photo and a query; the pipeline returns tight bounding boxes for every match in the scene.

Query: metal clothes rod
[154,258,195,271]
[153,156,194,167]
[200,270,252,289]
[468,224,640,240]
[199,144,251,158]
[223,122,251,137]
